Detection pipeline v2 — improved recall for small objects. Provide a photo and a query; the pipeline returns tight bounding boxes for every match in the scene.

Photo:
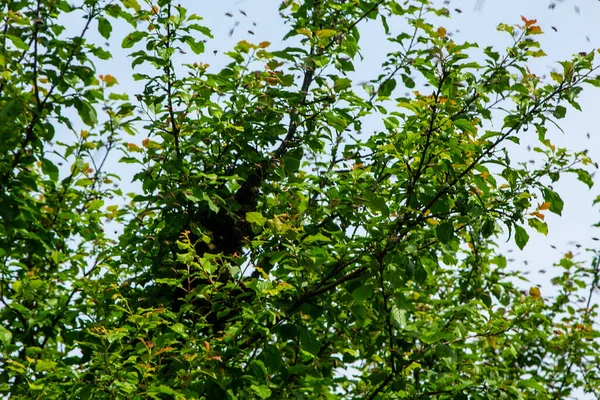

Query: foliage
[1,0,600,399]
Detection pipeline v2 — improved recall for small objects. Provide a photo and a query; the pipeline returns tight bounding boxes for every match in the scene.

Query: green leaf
[121,0,141,11]
[364,193,389,217]
[97,17,112,39]
[246,212,267,226]
[378,78,396,97]
[414,262,428,284]
[481,218,494,237]
[528,218,548,235]
[518,379,547,393]
[584,76,600,87]
[170,323,187,337]
[250,385,272,399]
[75,178,93,187]
[336,57,355,72]
[401,74,415,89]
[148,385,178,396]
[454,119,477,134]
[334,77,352,93]
[494,255,507,269]
[303,233,331,244]
[571,168,594,188]
[6,35,29,50]
[260,344,283,371]
[352,285,372,303]
[186,37,205,54]
[188,24,213,38]
[91,46,112,60]
[74,99,98,127]
[553,105,567,119]
[249,360,268,381]
[383,117,399,130]
[122,31,147,49]
[300,327,319,355]
[390,305,407,330]
[35,359,57,372]
[436,344,457,365]
[283,149,303,174]
[436,222,454,244]
[324,112,348,132]
[543,188,564,216]
[0,326,12,347]
[515,224,529,250]
[41,158,59,182]
[86,199,104,211]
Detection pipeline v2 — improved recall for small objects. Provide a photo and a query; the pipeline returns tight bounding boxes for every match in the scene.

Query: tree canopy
[1,0,600,399]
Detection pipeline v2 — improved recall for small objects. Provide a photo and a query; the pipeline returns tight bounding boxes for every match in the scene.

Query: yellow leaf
[128,143,142,152]
[254,266,269,280]
[122,0,141,12]
[296,27,312,38]
[529,286,541,300]
[235,40,254,53]
[528,211,545,220]
[527,25,543,35]
[539,202,551,210]
[437,27,447,38]
[102,74,118,87]
[315,29,336,39]
[258,41,271,48]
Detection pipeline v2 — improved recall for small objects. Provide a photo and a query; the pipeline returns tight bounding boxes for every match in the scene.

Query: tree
[1,0,600,398]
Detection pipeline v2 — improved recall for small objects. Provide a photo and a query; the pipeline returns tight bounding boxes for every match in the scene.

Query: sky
[62,0,600,395]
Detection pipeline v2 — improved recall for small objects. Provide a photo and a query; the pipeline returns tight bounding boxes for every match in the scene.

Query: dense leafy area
[1,0,600,398]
